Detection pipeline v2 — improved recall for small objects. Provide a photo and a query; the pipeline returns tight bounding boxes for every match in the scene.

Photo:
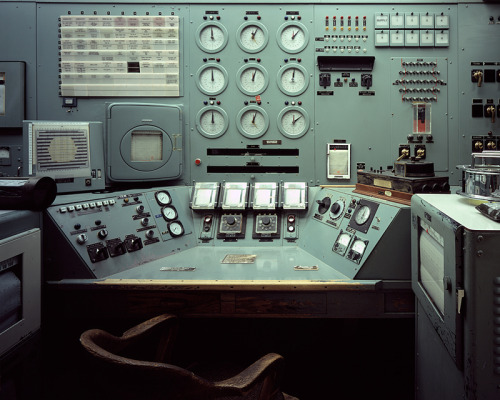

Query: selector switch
[124,235,143,252]
[136,205,145,214]
[98,229,108,240]
[76,233,88,245]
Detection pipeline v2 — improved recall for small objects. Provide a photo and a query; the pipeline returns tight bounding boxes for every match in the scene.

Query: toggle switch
[485,105,496,123]
[472,70,483,87]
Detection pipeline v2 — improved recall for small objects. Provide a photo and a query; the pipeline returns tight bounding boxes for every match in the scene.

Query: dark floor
[29,316,414,400]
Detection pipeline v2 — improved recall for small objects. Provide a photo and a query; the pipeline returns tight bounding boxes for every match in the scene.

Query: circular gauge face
[237,21,269,53]
[196,64,228,96]
[196,106,229,139]
[236,64,269,95]
[168,220,184,237]
[161,205,178,221]
[155,190,171,206]
[277,107,310,139]
[236,106,269,139]
[354,205,371,225]
[330,199,345,220]
[277,22,309,53]
[351,239,367,254]
[337,232,352,247]
[277,64,309,96]
[196,22,228,53]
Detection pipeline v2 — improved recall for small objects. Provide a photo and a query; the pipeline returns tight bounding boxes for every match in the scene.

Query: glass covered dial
[196,22,228,53]
[277,64,309,96]
[277,106,309,139]
[236,106,269,139]
[196,106,229,139]
[196,64,228,96]
[277,22,309,53]
[236,64,269,95]
[237,21,269,53]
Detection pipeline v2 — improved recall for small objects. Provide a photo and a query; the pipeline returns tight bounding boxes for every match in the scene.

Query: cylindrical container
[0,176,57,210]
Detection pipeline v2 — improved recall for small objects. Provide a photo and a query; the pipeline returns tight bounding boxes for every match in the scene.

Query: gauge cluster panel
[44,186,195,279]
[304,187,411,279]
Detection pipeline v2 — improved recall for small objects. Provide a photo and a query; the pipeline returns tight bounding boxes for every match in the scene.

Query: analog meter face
[155,190,172,206]
[354,205,371,225]
[351,239,367,254]
[161,205,178,221]
[277,107,309,139]
[237,106,269,139]
[236,64,269,95]
[196,64,228,96]
[277,64,309,96]
[168,220,185,237]
[196,106,229,139]
[237,22,269,53]
[196,22,228,53]
[277,22,309,53]
[337,232,351,247]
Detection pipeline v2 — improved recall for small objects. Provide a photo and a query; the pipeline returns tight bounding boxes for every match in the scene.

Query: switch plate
[434,30,449,47]
[420,30,435,47]
[405,30,420,47]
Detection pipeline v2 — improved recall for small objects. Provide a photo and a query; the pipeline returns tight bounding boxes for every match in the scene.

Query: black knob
[331,202,341,214]
[226,216,236,225]
[74,223,81,230]
[316,197,331,214]
[261,216,271,225]
[98,229,108,239]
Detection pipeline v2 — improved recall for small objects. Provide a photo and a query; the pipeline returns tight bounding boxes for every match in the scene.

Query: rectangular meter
[281,182,308,210]
[220,182,249,210]
[190,182,220,210]
[251,182,278,210]
[327,143,351,180]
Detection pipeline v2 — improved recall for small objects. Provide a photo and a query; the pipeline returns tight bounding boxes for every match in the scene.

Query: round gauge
[196,106,229,139]
[277,64,309,96]
[161,205,178,221]
[236,106,270,139]
[330,199,345,220]
[337,232,351,247]
[196,64,228,96]
[195,22,228,53]
[277,106,310,139]
[277,22,309,53]
[168,220,185,237]
[236,21,269,53]
[351,239,367,254]
[354,205,371,225]
[236,64,269,95]
[155,190,172,206]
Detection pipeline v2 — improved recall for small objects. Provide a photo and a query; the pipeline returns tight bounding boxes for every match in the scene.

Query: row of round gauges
[196,21,309,54]
[196,105,309,140]
[196,63,309,96]
[154,190,184,237]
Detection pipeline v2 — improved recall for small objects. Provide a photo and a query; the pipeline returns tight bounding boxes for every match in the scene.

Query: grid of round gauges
[195,64,228,96]
[276,22,309,53]
[236,21,269,53]
[195,22,228,53]
[196,106,229,139]
[236,106,269,139]
[236,64,269,96]
[277,64,309,96]
[277,106,310,139]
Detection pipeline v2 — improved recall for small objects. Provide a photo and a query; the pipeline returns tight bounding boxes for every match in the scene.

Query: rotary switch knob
[76,233,88,245]
[261,216,271,225]
[98,229,108,240]
[226,215,236,225]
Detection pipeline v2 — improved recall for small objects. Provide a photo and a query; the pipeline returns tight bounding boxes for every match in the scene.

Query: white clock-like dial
[277,64,309,96]
[277,22,309,53]
[196,64,228,95]
[236,64,269,95]
[237,106,269,139]
[237,22,269,53]
[196,22,228,53]
[196,106,229,139]
[277,107,309,139]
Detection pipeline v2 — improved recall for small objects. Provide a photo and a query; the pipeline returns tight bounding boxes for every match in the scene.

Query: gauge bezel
[236,21,269,53]
[195,21,229,53]
[236,64,269,96]
[161,205,178,221]
[277,64,309,96]
[195,64,229,96]
[155,190,172,206]
[236,105,270,139]
[196,106,229,139]
[168,220,185,237]
[354,205,371,225]
[277,106,310,139]
[276,22,309,54]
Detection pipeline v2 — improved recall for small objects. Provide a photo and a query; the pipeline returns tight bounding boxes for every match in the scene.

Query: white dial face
[337,232,351,247]
[168,221,184,237]
[351,239,367,254]
[198,108,227,137]
[155,190,171,206]
[240,109,267,137]
[280,109,307,137]
[198,24,226,52]
[162,205,177,221]
[239,24,267,52]
[198,66,227,95]
[354,205,371,225]
[238,66,267,94]
[280,67,306,94]
[279,25,306,52]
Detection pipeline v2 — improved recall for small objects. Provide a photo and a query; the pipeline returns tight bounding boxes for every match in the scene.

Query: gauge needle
[211,68,214,81]
[251,29,257,41]
[292,115,302,124]
[291,30,298,40]
[211,111,214,124]
[291,69,295,82]
[252,113,257,125]
[210,27,214,40]
[252,69,256,81]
